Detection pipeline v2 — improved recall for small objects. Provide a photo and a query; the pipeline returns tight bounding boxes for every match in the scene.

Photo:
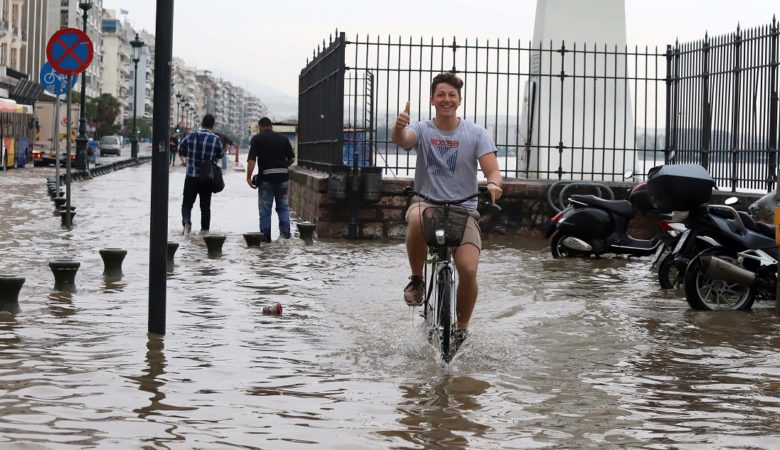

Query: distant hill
[207,68,298,121]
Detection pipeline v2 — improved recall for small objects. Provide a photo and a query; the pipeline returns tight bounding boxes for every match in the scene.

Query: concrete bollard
[99,248,127,280]
[166,241,179,272]
[0,275,24,314]
[243,232,264,247]
[297,222,316,245]
[59,208,76,227]
[203,234,226,258]
[48,260,80,293]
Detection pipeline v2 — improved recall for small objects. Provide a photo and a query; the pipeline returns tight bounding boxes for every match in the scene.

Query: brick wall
[289,166,762,239]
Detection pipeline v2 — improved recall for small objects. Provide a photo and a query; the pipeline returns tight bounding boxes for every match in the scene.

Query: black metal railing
[299,21,779,192]
[298,32,346,170]
[668,20,779,192]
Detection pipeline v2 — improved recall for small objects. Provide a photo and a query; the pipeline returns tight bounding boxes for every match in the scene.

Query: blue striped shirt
[179,129,224,178]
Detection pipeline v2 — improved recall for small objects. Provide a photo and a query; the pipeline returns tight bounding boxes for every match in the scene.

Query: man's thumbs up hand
[395,101,411,130]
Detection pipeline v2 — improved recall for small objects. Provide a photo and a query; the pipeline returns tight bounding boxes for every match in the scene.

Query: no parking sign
[46,28,93,76]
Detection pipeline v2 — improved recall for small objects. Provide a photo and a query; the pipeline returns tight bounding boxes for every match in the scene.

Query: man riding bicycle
[391,72,503,344]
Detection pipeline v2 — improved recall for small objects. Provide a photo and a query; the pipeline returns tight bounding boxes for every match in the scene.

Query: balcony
[0,20,8,38]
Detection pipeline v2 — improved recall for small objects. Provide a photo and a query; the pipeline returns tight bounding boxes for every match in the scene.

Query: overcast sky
[101,0,777,100]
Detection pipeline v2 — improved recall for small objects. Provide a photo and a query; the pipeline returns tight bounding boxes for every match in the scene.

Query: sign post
[45,28,93,228]
[40,62,78,199]
[46,27,94,172]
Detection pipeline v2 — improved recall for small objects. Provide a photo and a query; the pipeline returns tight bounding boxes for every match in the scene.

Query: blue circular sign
[40,62,78,96]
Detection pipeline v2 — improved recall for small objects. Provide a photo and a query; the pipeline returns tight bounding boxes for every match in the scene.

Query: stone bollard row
[8,232,288,315]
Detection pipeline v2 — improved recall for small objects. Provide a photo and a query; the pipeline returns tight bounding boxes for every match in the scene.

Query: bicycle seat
[569,194,635,217]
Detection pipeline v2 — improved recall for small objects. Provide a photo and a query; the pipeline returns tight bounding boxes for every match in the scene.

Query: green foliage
[88,94,121,138]
[124,117,152,140]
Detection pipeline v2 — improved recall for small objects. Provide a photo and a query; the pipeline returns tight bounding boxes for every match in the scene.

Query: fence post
[767,16,778,193]
[668,41,681,164]
[730,25,742,192]
[701,34,711,169]
[556,41,567,179]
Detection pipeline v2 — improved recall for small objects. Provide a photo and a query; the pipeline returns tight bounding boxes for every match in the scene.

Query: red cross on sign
[46,28,94,76]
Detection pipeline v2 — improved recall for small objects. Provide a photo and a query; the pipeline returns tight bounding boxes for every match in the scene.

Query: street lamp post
[130,33,145,159]
[76,0,92,171]
[184,100,190,130]
[175,92,182,131]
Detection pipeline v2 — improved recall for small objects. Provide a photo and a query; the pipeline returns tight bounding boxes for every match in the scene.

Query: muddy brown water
[1,163,779,449]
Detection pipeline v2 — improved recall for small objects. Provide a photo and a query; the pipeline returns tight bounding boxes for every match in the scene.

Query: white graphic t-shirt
[408,119,497,211]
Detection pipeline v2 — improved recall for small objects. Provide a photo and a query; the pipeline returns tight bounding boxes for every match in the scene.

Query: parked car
[99,135,122,156]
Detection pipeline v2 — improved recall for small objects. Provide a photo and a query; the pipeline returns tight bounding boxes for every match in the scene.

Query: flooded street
[1,162,780,449]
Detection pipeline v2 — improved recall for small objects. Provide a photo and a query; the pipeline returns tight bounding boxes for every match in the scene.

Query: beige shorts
[405,199,482,251]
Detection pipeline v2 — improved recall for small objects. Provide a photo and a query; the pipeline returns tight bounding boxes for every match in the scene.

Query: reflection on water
[0,165,779,448]
[379,376,492,449]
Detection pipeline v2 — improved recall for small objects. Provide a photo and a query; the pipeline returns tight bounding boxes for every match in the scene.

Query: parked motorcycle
[681,203,777,310]
[652,219,692,289]
[643,164,719,290]
[545,172,673,258]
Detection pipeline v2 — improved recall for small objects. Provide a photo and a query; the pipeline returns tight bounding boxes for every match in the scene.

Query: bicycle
[404,186,501,363]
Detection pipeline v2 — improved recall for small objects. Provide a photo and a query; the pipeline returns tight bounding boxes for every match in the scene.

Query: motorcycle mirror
[623,170,634,179]
[724,196,739,205]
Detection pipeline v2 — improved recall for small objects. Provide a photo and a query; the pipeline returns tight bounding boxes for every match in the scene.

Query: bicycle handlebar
[403,186,502,213]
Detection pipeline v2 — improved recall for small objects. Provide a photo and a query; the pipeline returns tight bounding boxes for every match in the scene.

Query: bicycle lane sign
[40,62,78,96]
[46,28,93,76]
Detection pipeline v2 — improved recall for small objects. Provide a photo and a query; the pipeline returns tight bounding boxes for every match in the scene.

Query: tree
[124,117,152,140]
[88,94,121,137]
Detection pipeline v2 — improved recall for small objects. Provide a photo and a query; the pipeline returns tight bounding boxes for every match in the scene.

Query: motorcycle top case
[647,164,714,211]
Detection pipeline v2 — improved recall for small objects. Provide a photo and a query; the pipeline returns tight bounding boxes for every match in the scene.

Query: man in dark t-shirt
[246,117,295,241]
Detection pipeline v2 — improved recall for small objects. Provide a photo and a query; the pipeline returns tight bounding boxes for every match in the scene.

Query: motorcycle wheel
[549,230,592,258]
[657,252,681,289]
[683,248,756,311]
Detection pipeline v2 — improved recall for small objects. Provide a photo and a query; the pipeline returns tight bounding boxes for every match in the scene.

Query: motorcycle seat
[738,211,776,239]
[569,194,635,217]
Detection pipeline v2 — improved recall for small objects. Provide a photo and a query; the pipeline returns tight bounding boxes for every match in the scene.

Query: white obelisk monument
[519,0,634,180]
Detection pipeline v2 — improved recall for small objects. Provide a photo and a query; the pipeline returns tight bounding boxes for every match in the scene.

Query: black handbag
[196,133,225,193]
[201,159,224,193]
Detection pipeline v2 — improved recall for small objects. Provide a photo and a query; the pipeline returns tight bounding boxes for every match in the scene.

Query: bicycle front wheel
[437,266,453,361]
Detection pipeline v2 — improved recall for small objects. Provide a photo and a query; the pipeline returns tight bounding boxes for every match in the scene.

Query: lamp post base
[130,137,139,159]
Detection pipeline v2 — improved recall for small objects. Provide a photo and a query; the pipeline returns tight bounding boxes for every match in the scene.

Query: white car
[99,136,122,156]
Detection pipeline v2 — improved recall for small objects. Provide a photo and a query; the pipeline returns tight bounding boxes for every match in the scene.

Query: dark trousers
[181,175,213,230]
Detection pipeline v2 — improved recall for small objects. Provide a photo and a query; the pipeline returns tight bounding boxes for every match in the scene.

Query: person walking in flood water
[391,72,503,346]
[178,114,223,235]
[246,117,295,242]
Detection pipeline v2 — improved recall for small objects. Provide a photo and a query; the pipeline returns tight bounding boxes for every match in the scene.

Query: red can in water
[262,303,282,315]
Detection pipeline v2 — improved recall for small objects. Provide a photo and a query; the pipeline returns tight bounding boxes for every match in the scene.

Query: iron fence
[299,21,779,191]
[668,20,779,192]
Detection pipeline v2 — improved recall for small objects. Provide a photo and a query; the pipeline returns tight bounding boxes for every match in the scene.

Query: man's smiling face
[430,82,461,119]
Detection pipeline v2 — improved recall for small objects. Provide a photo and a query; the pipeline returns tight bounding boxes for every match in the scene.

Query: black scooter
[544,177,671,258]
